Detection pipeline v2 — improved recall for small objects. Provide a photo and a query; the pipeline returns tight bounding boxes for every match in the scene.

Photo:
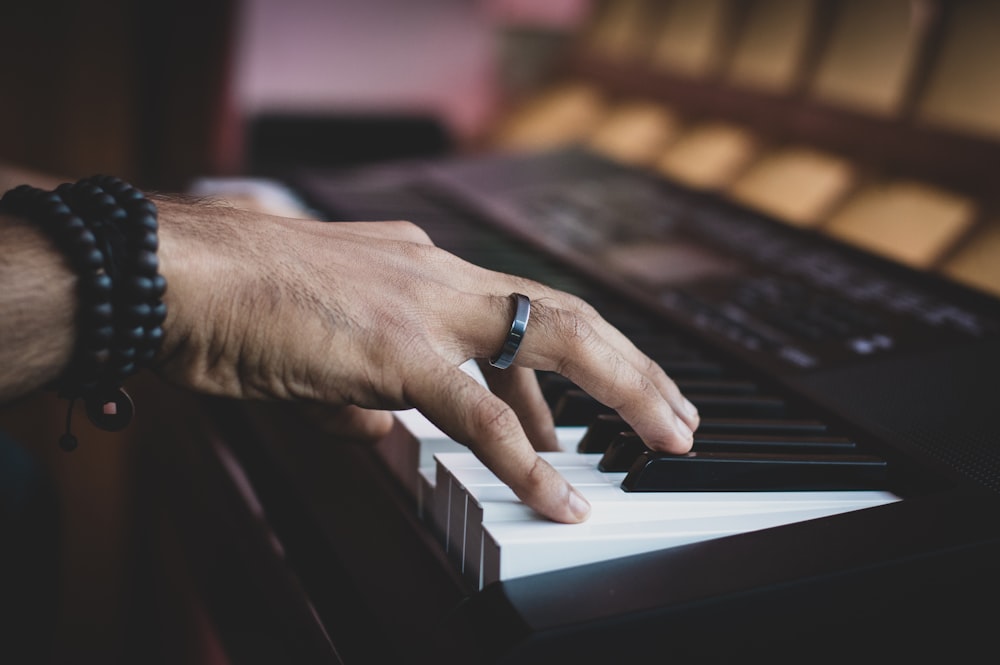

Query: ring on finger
[489,293,531,369]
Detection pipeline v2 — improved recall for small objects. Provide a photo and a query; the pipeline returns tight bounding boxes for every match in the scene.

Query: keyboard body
[196,147,1000,664]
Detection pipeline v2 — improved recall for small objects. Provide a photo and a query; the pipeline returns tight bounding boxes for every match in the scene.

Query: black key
[555,389,789,426]
[595,431,856,473]
[578,414,834,454]
[697,418,829,435]
[675,379,760,395]
[640,343,707,363]
[578,414,632,454]
[686,394,788,418]
[660,361,726,378]
[553,389,608,426]
[622,451,889,492]
[692,433,857,454]
[538,372,576,410]
[598,432,648,472]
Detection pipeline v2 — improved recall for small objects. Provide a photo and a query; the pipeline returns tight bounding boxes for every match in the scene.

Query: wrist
[153,197,256,381]
[0,178,167,448]
[0,214,76,401]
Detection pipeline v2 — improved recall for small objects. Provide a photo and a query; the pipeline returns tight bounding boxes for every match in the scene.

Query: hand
[156,199,699,523]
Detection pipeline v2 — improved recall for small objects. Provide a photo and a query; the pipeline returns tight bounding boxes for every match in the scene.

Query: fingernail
[568,486,591,521]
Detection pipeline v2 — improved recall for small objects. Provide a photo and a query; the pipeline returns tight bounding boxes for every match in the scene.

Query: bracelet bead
[2,175,166,449]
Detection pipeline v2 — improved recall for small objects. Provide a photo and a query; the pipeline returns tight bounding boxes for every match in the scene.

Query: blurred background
[1,0,999,663]
[0,0,589,189]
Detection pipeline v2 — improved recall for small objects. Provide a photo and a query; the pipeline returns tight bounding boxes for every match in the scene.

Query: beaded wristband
[58,176,167,377]
[0,177,166,450]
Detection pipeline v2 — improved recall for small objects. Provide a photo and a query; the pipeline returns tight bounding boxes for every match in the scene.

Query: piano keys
[389,343,899,590]
[397,407,898,589]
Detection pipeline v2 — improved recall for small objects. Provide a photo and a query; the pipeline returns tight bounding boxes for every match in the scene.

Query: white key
[395,405,586,515]
[413,428,586,544]
[396,411,901,590]
[436,450,899,589]
[438,451,607,584]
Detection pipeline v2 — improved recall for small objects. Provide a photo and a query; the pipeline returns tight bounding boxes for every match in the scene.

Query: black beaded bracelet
[58,176,167,375]
[0,177,166,450]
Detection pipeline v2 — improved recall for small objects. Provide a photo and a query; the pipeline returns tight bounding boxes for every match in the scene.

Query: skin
[0,195,699,524]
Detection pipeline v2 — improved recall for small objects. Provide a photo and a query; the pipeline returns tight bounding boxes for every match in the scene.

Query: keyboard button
[552,389,607,426]
[555,390,790,425]
[697,418,829,435]
[692,433,858,454]
[660,360,727,378]
[598,432,649,472]
[623,451,890,491]
[538,372,586,412]
[676,379,760,394]
[597,431,858,473]
[578,414,634,454]
[686,394,788,418]
[579,414,837,454]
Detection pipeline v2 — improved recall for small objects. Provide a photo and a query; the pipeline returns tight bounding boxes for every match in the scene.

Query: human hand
[156,200,698,523]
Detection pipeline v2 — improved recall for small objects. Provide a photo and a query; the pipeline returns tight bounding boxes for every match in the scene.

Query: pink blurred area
[232,0,591,142]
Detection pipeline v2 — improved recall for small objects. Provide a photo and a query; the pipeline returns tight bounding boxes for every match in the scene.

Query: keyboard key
[692,433,858,454]
[598,433,649,472]
[578,413,838,455]
[598,430,859,473]
[578,414,634,453]
[675,379,761,394]
[553,389,608,426]
[686,394,788,418]
[623,451,890,491]
[697,418,829,435]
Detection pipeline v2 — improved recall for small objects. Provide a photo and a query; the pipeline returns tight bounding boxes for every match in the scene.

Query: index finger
[404,358,591,524]
[515,299,696,454]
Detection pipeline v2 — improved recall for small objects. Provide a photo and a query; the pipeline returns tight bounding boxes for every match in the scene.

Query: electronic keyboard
[198,147,1000,664]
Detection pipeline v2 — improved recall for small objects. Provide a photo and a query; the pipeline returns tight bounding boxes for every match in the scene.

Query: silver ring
[489,293,531,369]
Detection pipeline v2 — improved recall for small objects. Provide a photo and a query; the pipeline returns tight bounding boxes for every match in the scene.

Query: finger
[457,292,694,452]
[478,361,560,452]
[608,338,700,432]
[451,273,700,432]
[518,300,695,454]
[587,318,700,432]
[405,359,590,523]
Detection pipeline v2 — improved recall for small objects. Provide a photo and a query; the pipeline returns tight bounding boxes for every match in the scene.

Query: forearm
[0,190,249,405]
[0,213,76,402]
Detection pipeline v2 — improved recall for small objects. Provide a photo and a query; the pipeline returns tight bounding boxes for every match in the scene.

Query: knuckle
[608,367,656,412]
[523,455,550,492]
[551,307,597,349]
[535,305,603,377]
[547,291,600,322]
[469,395,520,440]
[400,221,435,245]
[569,295,600,320]
[642,355,676,393]
[384,220,435,245]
